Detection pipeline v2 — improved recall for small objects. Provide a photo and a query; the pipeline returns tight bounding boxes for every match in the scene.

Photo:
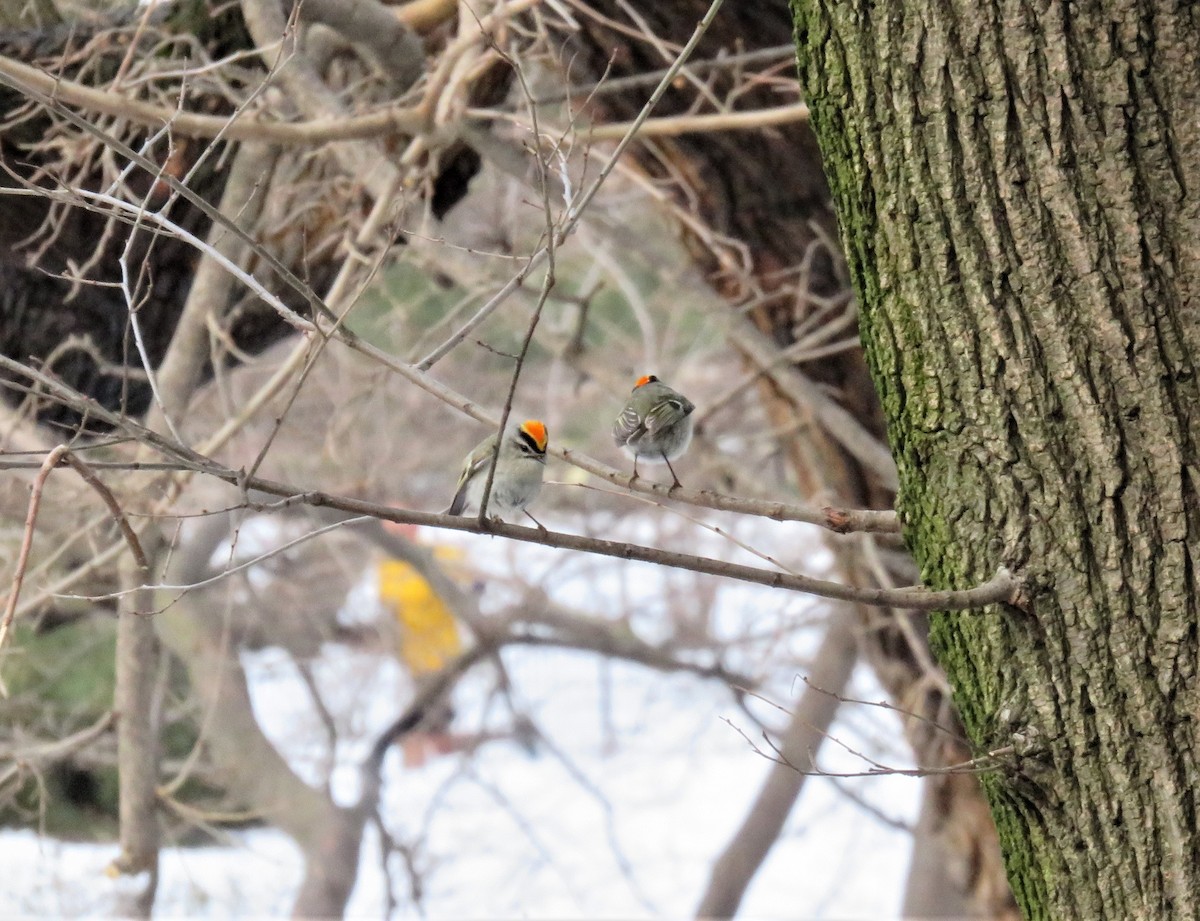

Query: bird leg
[523,510,548,534]
[662,453,683,489]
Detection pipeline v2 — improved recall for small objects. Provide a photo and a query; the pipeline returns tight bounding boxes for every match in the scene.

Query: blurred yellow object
[377,551,464,674]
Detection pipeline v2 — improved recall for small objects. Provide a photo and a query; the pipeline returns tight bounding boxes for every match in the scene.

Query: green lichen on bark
[980,773,1051,920]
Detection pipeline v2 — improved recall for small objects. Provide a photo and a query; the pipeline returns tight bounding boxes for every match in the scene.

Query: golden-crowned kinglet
[446,419,548,524]
[612,375,694,487]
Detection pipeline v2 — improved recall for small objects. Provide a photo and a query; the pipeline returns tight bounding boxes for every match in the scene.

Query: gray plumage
[613,375,694,486]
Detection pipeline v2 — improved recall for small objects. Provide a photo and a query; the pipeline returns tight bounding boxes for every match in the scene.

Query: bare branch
[0,444,147,673]
[57,452,150,573]
[0,54,428,144]
[485,101,811,141]
[220,479,1012,613]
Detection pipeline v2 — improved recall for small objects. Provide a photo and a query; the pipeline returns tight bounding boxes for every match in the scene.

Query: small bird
[612,374,695,488]
[446,419,549,525]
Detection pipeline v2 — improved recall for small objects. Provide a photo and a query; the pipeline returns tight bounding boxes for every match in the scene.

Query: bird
[612,374,695,488]
[445,419,548,526]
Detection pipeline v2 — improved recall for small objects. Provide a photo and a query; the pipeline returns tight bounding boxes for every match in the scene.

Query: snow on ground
[0,515,921,918]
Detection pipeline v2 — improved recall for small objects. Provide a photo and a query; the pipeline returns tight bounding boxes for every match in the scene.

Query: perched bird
[446,419,548,525]
[612,374,695,487]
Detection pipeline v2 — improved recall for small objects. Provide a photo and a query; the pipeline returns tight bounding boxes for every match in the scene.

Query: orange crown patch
[634,374,659,389]
[520,419,548,451]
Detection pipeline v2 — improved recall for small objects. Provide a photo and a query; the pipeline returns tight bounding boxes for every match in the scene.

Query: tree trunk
[792,2,1200,918]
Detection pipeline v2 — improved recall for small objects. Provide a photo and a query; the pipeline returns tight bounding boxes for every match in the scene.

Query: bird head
[518,419,548,454]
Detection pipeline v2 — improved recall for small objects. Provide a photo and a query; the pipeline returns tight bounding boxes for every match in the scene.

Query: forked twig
[0,445,149,675]
[0,450,64,687]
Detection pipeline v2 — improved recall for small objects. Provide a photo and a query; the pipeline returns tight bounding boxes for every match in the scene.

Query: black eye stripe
[518,430,546,453]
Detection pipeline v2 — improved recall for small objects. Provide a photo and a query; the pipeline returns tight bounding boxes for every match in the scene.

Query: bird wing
[612,403,647,447]
[446,434,498,514]
[643,393,694,434]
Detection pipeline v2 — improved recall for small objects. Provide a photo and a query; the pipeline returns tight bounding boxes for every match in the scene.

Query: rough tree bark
[793,1,1200,918]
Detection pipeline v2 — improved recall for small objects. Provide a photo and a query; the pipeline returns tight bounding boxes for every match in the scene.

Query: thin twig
[569,479,800,575]
[0,458,192,471]
[0,443,150,679]
[57,452,151,572]
[59,189,317,333]
[793,675,969,745]
[534,43,798,105]
[60,515,373,604]
[824,776,914,832]
[736,684,1018,778]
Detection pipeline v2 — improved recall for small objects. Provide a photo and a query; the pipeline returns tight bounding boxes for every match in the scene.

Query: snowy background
[1,520,921,918]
